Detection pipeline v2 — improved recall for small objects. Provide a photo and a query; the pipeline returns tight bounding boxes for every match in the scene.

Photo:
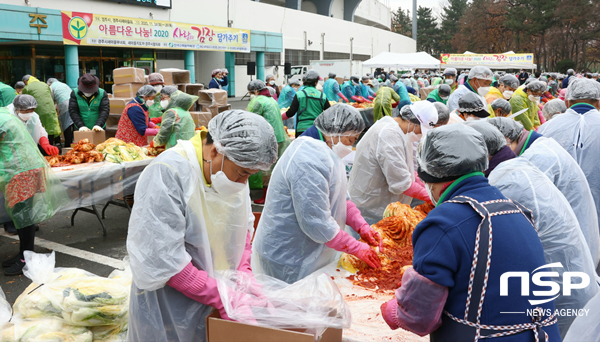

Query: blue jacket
[127,97,149,136]
[341,81,360,102]
[299,125,322,141]
[360,84,375,98]
[413,175,560,341]
[208,78,221,89]
[323,79,341,102]
[220,75,228,87]
[393,82,411,108]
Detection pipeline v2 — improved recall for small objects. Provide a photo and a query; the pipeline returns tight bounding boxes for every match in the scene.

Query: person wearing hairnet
[372,84,401,122]
[370,74,380,91]
[47,78,74,145]
[541,98,567,121]
[265,74,279,100]
[252,105,382,284]
[220,68,229,92]
[348,102,438,225]
[68,73,109,133]
[0,106,68,275]
[10,94,59,156]
[447,66,494,114]
[281,70,330,137]
[323,72,348,103]
[149,85,179,123]
[562,69,575,89]
[426,84,451,105]
[485,74,517,104]
[509,80,544,130]
[147,73,166,119]
[489,117,600,274]
[14,81,25,96]
[127,110,278,341]
[208,69,222,89]
[442,68,458,92]
[151,91,197,150]
[490,98,511,117]
[246,80,290,205]
[456,92,490,121]
[341,75,368,103]
[115,85,158,146]
[21,75,61,143]
[360,76,376,100]
[278,79,301,109]
[380,124,561,341]
[389,75,411,109]
[0,80,15,107]
[463,120,515,177]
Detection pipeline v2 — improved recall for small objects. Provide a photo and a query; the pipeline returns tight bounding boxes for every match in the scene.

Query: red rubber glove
[351,96,364,103]
[39,136,59,156]
[149,140,155,148]
[150,117,162,124]
[392,102,399,108]
[338,92,349,103]
[368,96,375,100]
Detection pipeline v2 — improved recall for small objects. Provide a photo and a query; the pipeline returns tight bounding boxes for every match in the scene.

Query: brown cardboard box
[335,77,343,85]
[420,86,435,100]
[159,68,191,85]
[177,84,186,91]
[109,97,132,114]
[144,75,149,85]
[190,111,212,128]
[113,84,143,98]
[203,104,232,118]
[199,89,228,107]
[184,84,204,96]
[73,130,106,145]
[205,311,342,342]
[107,93,113,99]
[113,67,145,85]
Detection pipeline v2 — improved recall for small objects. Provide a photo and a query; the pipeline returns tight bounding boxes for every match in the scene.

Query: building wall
[156,59,184,72]
[355,0,392,30]
[195,51,225,85]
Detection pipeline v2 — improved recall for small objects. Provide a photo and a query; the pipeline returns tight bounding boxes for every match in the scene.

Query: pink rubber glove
[403,182,432,204]
[338,92,349,103]
[346,200,383,251]
[167,262,231,320]
[144,128,159,136]
[325,230,381,269]
[281,112,289,121]
[148,121,156,128]
[237,232,253,274]
[368,95,375,101]
[538,110,546,125]
[351,96,364,103]
[39,136,59,156]
[414,172,424,187]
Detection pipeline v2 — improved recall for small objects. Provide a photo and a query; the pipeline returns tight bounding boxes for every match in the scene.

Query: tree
[439,0,468,53]
[417,6,441,55]
[392,7,412,37]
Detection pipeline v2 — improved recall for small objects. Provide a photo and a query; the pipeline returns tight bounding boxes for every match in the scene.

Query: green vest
[148,97,164,119]
[75,89,105,129]
[295,87,327,133]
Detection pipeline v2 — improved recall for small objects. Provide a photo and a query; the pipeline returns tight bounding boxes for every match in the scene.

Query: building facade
[0,0,415,96]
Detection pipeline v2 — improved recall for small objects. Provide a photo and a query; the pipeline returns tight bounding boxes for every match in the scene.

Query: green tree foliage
[416,6,441,55]
[439,0,468,53]
[391,7,412,37]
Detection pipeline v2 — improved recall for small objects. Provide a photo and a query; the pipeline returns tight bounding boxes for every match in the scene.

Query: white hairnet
[464,120,507,156]
[13,94,38,110]
[499,75,519,89]
[313,104,365,137]
[526,81,546,93]
[161,86,178,97]
[491,98,511,115]
[265,74,275,82]
[394,104,420,124]
[136,85,157,98]
[289,79,301,86]
[417,124,489,183]
[148,73,165,85]
[46,78,58,86]
[542,99,567,120]
[443,68,457,76]
[468,66,494,81]
[566,78,600,101]
[487,117,524,142]
[15,81,25,89]
[22,75,31,82]
[208,109,278,171]
[212,69,222,77]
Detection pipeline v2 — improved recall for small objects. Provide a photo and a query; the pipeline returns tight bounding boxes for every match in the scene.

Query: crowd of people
[2,63,600,341]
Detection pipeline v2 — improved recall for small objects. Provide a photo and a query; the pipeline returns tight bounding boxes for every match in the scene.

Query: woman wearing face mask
[252,105,382,284]
[348,101,437,225]
[147,73,166,119]
[151,91,197,150]
[115,85,159,146]
[10,95,59,156]
[447,66,494,114]
[208,69,223,89]
[127,110,279,342]
[68,73,109,133]
[456,92,491,122]
[265,74,279,101]
[490,74,519,103]
[149,85,179,124]
[426,84,451,105]
[509,80,545,130]
[442,68,457,92]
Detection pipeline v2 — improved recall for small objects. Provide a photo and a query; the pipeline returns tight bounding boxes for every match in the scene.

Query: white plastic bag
[216,270,351,339]
[0,286,11,328]
[0,318,93,342]
[563,289,600,342]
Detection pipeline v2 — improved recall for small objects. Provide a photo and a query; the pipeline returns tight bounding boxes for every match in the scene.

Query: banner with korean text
[62,11,250,52]
[440,53,534,67]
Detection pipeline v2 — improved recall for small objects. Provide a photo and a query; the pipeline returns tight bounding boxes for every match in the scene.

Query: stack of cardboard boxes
[192,89,231,128]
[105,67,146,138]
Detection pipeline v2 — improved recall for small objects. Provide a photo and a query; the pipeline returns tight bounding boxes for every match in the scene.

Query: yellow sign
[61,11,251,52]
[29,14,47,34]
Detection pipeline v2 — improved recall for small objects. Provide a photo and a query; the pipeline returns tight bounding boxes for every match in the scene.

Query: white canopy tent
[362,52,441,69]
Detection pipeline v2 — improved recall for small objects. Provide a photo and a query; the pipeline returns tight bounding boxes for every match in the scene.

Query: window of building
[156,50,184,60]
[235,52,254,66]
[352,54,371,61]
[265,52,281,66]
[324,51,350,60]
[285,49,320,65]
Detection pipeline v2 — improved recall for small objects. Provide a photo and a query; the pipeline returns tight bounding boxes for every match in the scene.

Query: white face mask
[146,100,155,107]
[160,100,169,108]
[17,112,34,122]
[445,79,454,85]
[83,92,93,97]
[332,140,353,159]
[406,124,422,143]
[503,91,514,99]
[440,96,449,100]
[154,85,163,93]
[425,183,438,206]
[210,156,246,196]
[477,86,490,97]
[269,80,276,86]
[528,95,540,103]
[250,94,256,99]
[466,116,480,121]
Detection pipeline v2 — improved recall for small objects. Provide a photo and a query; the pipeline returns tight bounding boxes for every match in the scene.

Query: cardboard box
[113,67,145,85]
[184,84,204,96]
[203,104,232,118]
[190,111,212,128]
[106,114,121,127]
[420,86,435,100]
[109,97,132,114]
[144,75,149,85]
[113,84,143,98]
[335,77,343,85]
[205,311,342,342]
[107,93,113,99]
[73,130,106,145]
[159,68,191,85]
[199,89,228,107]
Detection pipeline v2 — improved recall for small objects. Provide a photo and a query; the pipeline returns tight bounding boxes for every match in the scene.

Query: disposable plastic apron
[430,196,557,342]
[23,114,46,145]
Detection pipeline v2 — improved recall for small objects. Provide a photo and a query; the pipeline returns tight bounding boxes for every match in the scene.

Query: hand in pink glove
[356,224,383,251]
[326,230,381,269]
[148,121,157,128]
[381,298,401,330]
[145,128,159,136]
[338,92,349,103]
[368,95,375,101]
[351,96,364,103]
[281,112,289,121]
[403,182,432,204]
[346,200,383,251]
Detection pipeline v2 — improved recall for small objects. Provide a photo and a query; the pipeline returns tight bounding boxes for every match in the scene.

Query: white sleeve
[377,128,413,195]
